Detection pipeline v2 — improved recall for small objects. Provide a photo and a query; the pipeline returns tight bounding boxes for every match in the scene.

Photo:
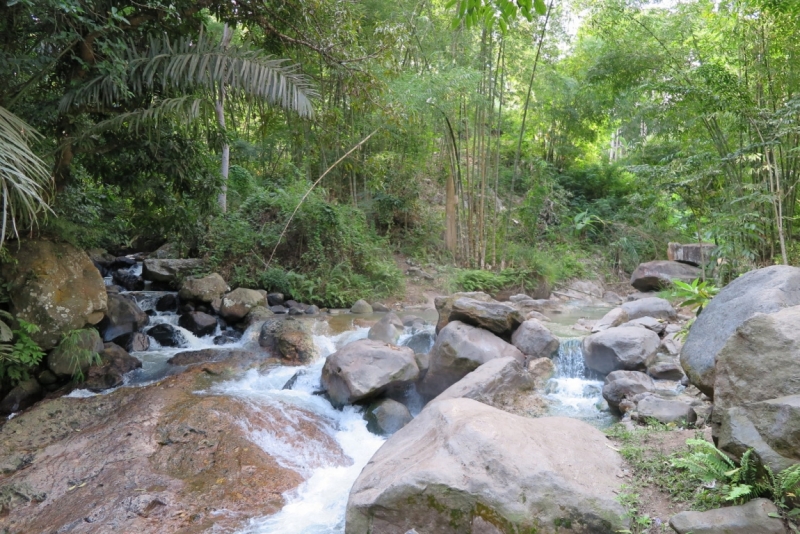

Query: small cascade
[544,337,615,427]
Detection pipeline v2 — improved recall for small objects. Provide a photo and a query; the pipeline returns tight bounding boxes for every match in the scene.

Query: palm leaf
[88,97,214,134]
[0,106,53,248]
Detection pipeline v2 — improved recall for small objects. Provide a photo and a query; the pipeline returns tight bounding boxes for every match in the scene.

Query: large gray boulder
[669,498,784,534]
[636,396,696,425]
[582,327,660,375]
[511,319,559,358]
[258,317,318,363]
[321,339,419,407]
[99,293,149,342]
[448,297,524,338]
[602,370,655,410]
[434,356,553,417]
[621,297,676,321]
[630,260,702,291]
[419,321,525,400]
[219,288,267,322]
[367,312,404,345]
[434,292,493,333]
[681,265,800,396]
[178,273,228,303]
[142,258,203,285]
[345,398,628,534]
[1,240,107,350]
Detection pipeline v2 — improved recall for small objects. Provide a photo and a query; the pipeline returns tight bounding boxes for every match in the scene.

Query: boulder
[681,265,800,396]
[305,305,320,315]
[345,398,628,534]
[242,306,274,327]
[602,371,655,410]
[155,293,179,312]
[667,242,717,267]
[178,311,217,337]
[630,260,702,291]
[434,292,493,333]
[99,293,149,342]
[112,269,144,291]
[47,329,104,377]
[602,291,623,305]
[350,300,373,314]
[178,273,228,303]
[141,258,203,285]
[321,339,418,407]
[669,498,784,534]
[419,321,525,400]
[621,297,676,321]
[448,297,524,338]
[84,343,142,391]
[147,324,186,348]
[582,327,660,375]
[367,312,404,344]
[219,288,267,322]
[647,360,685,381]
[371,302,390,312]
[713,306,800,412]
[267,293,284,306]
[636,396,696,425]
[510,319,559,358]
[592,308,628,333]
[0,379,42,415]
[258,317,318,363]
[401,330,435,354]
[659,333,682,356]
[111,331,150,352]
[0,240,107,350]
[619,316,666,336]
[364,399,412,435]
[168,348,256,366]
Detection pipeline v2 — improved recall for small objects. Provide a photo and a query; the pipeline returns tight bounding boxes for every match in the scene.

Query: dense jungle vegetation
[2,0,799,305]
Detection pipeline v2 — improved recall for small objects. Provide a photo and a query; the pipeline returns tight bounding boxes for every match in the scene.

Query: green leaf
[533,0,547,15]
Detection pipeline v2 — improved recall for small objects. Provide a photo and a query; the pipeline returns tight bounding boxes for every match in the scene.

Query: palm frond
[88,96,213,134]
[0,106,53,248]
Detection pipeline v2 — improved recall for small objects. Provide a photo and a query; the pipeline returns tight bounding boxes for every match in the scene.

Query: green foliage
[448,267,543,295]
[668,279,720,314]
[615,490,653,534]
[0,313,45,385]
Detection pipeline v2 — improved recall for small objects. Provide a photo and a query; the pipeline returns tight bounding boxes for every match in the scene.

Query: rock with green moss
[345,398,628,534]
[46,329,104,377]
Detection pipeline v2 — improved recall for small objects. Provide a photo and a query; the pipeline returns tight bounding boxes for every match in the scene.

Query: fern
[671,438,737,484]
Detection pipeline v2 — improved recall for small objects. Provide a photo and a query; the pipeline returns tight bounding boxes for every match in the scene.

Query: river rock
[350,300,373,314]
[167,348,257,366]
[111,331,150,352]
[448,297,524,338]
[419,321,525,400]
[178,273,228,303]
[305,305,320,315]
[219,288,267,322]
[364,399,412,435]
[270,305,287,314]
[511,319,559,358]
[112,269,144,291]
[592,308,628,333]
[367,312,404,344]
[84,343,142,391]
[371,302,390,312]
[141,258,203,285]
[619,316,666,336]
[242,306,274,327]
[401,330,435,354]
[321,339,418,407]
[0,240,107,350]
[178,311,217,337]
[434,291,493,333]
[667,242,717,267]
[681,265,800,396]
[99,292,149,342]
[669,498,783,534]
[582,327,660,375]
[345,398,628,534]
[630,260,702,291]
[266,292,284,306]
[0,379,42,415]
[155,293,179,312]
[660,333,682,356]
[647,359,685,381]
[602,371,655,410]
[46,328,105,377]
[621,297,676,321]
[636,396,696,425]
[258,317,318,363]
[147,324,186,348]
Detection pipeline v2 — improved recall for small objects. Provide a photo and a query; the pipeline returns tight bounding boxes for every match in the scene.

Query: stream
[76,274,614,533]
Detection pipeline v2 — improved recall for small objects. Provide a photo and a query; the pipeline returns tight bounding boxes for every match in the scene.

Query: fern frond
[725,483,755,502]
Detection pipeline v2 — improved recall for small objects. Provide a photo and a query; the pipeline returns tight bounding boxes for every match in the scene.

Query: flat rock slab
[669,498,784,534]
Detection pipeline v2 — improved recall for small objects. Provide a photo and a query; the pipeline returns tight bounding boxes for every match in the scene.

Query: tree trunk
[216,24,234,212]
